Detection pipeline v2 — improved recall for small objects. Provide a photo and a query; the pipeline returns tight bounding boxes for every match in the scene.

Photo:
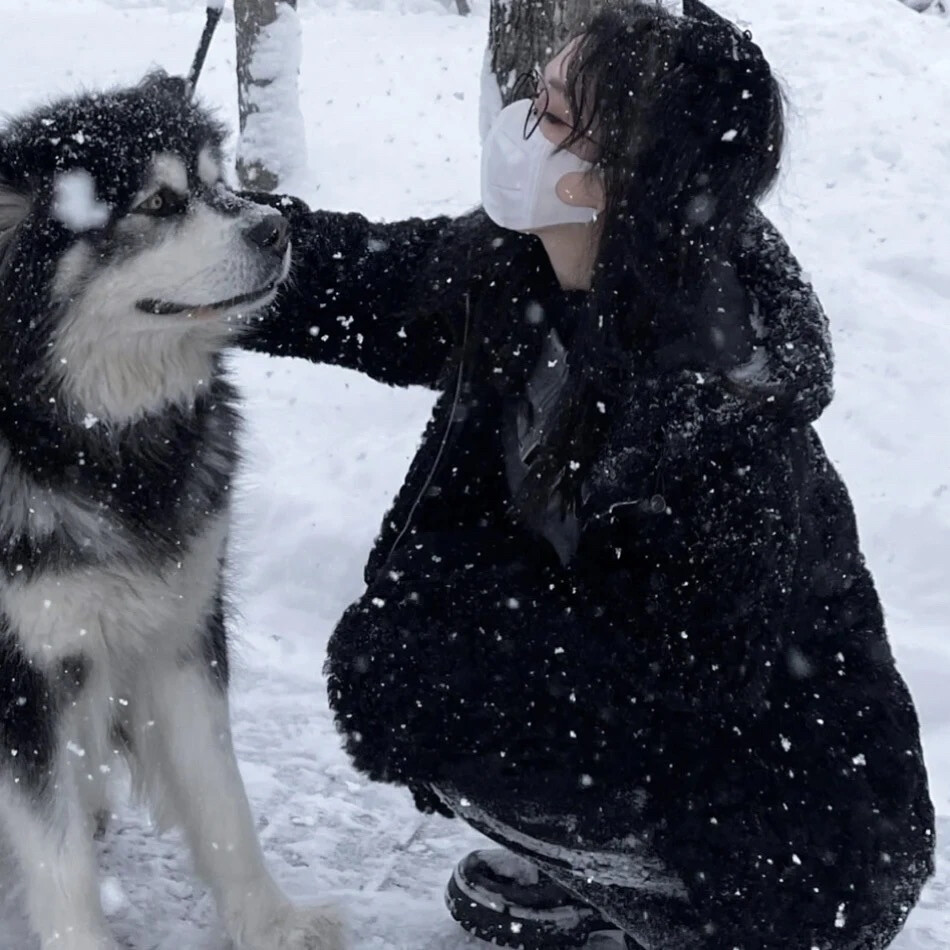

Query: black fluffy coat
[245,201,934,947]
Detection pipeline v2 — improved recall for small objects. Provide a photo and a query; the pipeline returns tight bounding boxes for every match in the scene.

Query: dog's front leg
[133,654,342,950]
[0,764,117,949]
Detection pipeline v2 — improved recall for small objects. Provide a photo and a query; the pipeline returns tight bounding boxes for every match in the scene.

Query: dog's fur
[0,74,339,950]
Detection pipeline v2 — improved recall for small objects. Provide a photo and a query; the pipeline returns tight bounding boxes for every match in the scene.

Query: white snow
[235,1,307,188]
[478,44,503,143]
[481,849,541,886]
[52,168,111,231]
[99,877,129,916]
[0,0,949,947]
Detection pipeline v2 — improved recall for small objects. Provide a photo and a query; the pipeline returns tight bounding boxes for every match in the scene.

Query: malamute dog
[0,73,340,950]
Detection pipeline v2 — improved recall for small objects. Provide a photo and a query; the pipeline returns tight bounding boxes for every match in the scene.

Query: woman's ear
[556,170,605,213]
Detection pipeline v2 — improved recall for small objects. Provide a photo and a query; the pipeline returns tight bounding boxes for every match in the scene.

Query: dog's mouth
[135,279,280,319]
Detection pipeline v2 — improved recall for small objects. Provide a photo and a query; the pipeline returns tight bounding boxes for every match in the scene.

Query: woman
[245,2,934,947]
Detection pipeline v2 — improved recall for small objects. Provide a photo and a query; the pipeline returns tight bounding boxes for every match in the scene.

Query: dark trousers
[434,782,706,950]
[431,781,922,950]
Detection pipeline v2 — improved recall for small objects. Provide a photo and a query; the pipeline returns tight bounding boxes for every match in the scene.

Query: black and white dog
[0,74,339,950]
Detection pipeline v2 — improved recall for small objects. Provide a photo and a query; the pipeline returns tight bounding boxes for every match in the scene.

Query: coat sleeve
[569,209,829,713]
[583,209,834,516]
[573,429,801,715]
[238,193,477,389]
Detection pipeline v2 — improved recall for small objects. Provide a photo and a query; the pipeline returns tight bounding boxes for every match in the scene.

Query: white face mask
[481,100,597,232]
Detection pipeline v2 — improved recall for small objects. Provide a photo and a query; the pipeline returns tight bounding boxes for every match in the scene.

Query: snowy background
[1,0,949,946]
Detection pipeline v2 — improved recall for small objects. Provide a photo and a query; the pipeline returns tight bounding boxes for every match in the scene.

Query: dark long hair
[512,0,786,522]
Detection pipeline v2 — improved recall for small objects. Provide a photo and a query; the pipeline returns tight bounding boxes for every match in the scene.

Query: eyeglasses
[510,67,606,157]
[511,67,556,141]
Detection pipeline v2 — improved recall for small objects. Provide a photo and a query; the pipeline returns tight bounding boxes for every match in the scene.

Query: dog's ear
[683,0,730,26]
[140,69,190,102]
[0,176,31,270]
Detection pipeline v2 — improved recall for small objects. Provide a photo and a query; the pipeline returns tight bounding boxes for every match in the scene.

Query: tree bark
[489,0,603,107]
[235,0,303,191]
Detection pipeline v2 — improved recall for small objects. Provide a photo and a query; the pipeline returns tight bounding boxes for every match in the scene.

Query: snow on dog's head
[0,71,291,423]
[52,169,112,232]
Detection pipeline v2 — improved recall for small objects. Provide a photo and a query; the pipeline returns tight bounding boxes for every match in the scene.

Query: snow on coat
[244,199,934,947]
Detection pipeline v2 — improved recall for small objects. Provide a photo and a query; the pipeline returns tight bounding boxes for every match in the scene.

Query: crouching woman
[244,3,934,947]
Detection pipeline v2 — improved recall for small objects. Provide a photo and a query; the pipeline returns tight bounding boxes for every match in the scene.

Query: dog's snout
[244,214,290,255]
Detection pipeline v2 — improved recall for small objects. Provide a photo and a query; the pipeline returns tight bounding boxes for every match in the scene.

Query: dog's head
[0,72,290,423]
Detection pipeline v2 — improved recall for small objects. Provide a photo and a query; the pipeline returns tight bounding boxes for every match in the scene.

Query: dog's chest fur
[0,374,240,671]
[1,511,228,667]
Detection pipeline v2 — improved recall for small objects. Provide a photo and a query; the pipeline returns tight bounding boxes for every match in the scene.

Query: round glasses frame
[511,67,554,141]
[510,67,607,159]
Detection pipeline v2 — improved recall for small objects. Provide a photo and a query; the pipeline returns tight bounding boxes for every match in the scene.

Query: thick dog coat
[0,74,339,950]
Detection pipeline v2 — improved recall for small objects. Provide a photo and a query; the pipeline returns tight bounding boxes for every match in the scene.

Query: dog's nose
[245,214,290,255]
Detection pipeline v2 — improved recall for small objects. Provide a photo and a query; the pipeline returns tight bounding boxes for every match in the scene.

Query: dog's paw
[235,902,343,950]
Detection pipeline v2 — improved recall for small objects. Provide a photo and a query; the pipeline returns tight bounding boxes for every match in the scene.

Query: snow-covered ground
[1,0,949,946]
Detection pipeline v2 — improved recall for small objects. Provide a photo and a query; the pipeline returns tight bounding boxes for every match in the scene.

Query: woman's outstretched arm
[239,194,484,389]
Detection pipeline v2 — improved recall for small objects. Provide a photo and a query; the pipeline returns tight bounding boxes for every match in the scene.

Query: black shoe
[445,849,616,948]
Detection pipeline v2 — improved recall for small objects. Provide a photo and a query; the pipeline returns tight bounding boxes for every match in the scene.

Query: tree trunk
[904,0,947,11]
[235,0,307,191]
[488,0,603,108]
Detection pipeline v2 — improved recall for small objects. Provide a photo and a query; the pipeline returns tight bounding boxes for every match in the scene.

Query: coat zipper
[383,292,472,564]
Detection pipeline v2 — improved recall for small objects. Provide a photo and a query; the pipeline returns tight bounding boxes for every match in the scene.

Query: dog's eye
[134,188,187,218]
[139,194,165,213]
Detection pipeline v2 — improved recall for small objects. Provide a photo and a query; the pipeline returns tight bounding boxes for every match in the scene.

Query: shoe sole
[445,863,615,948]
